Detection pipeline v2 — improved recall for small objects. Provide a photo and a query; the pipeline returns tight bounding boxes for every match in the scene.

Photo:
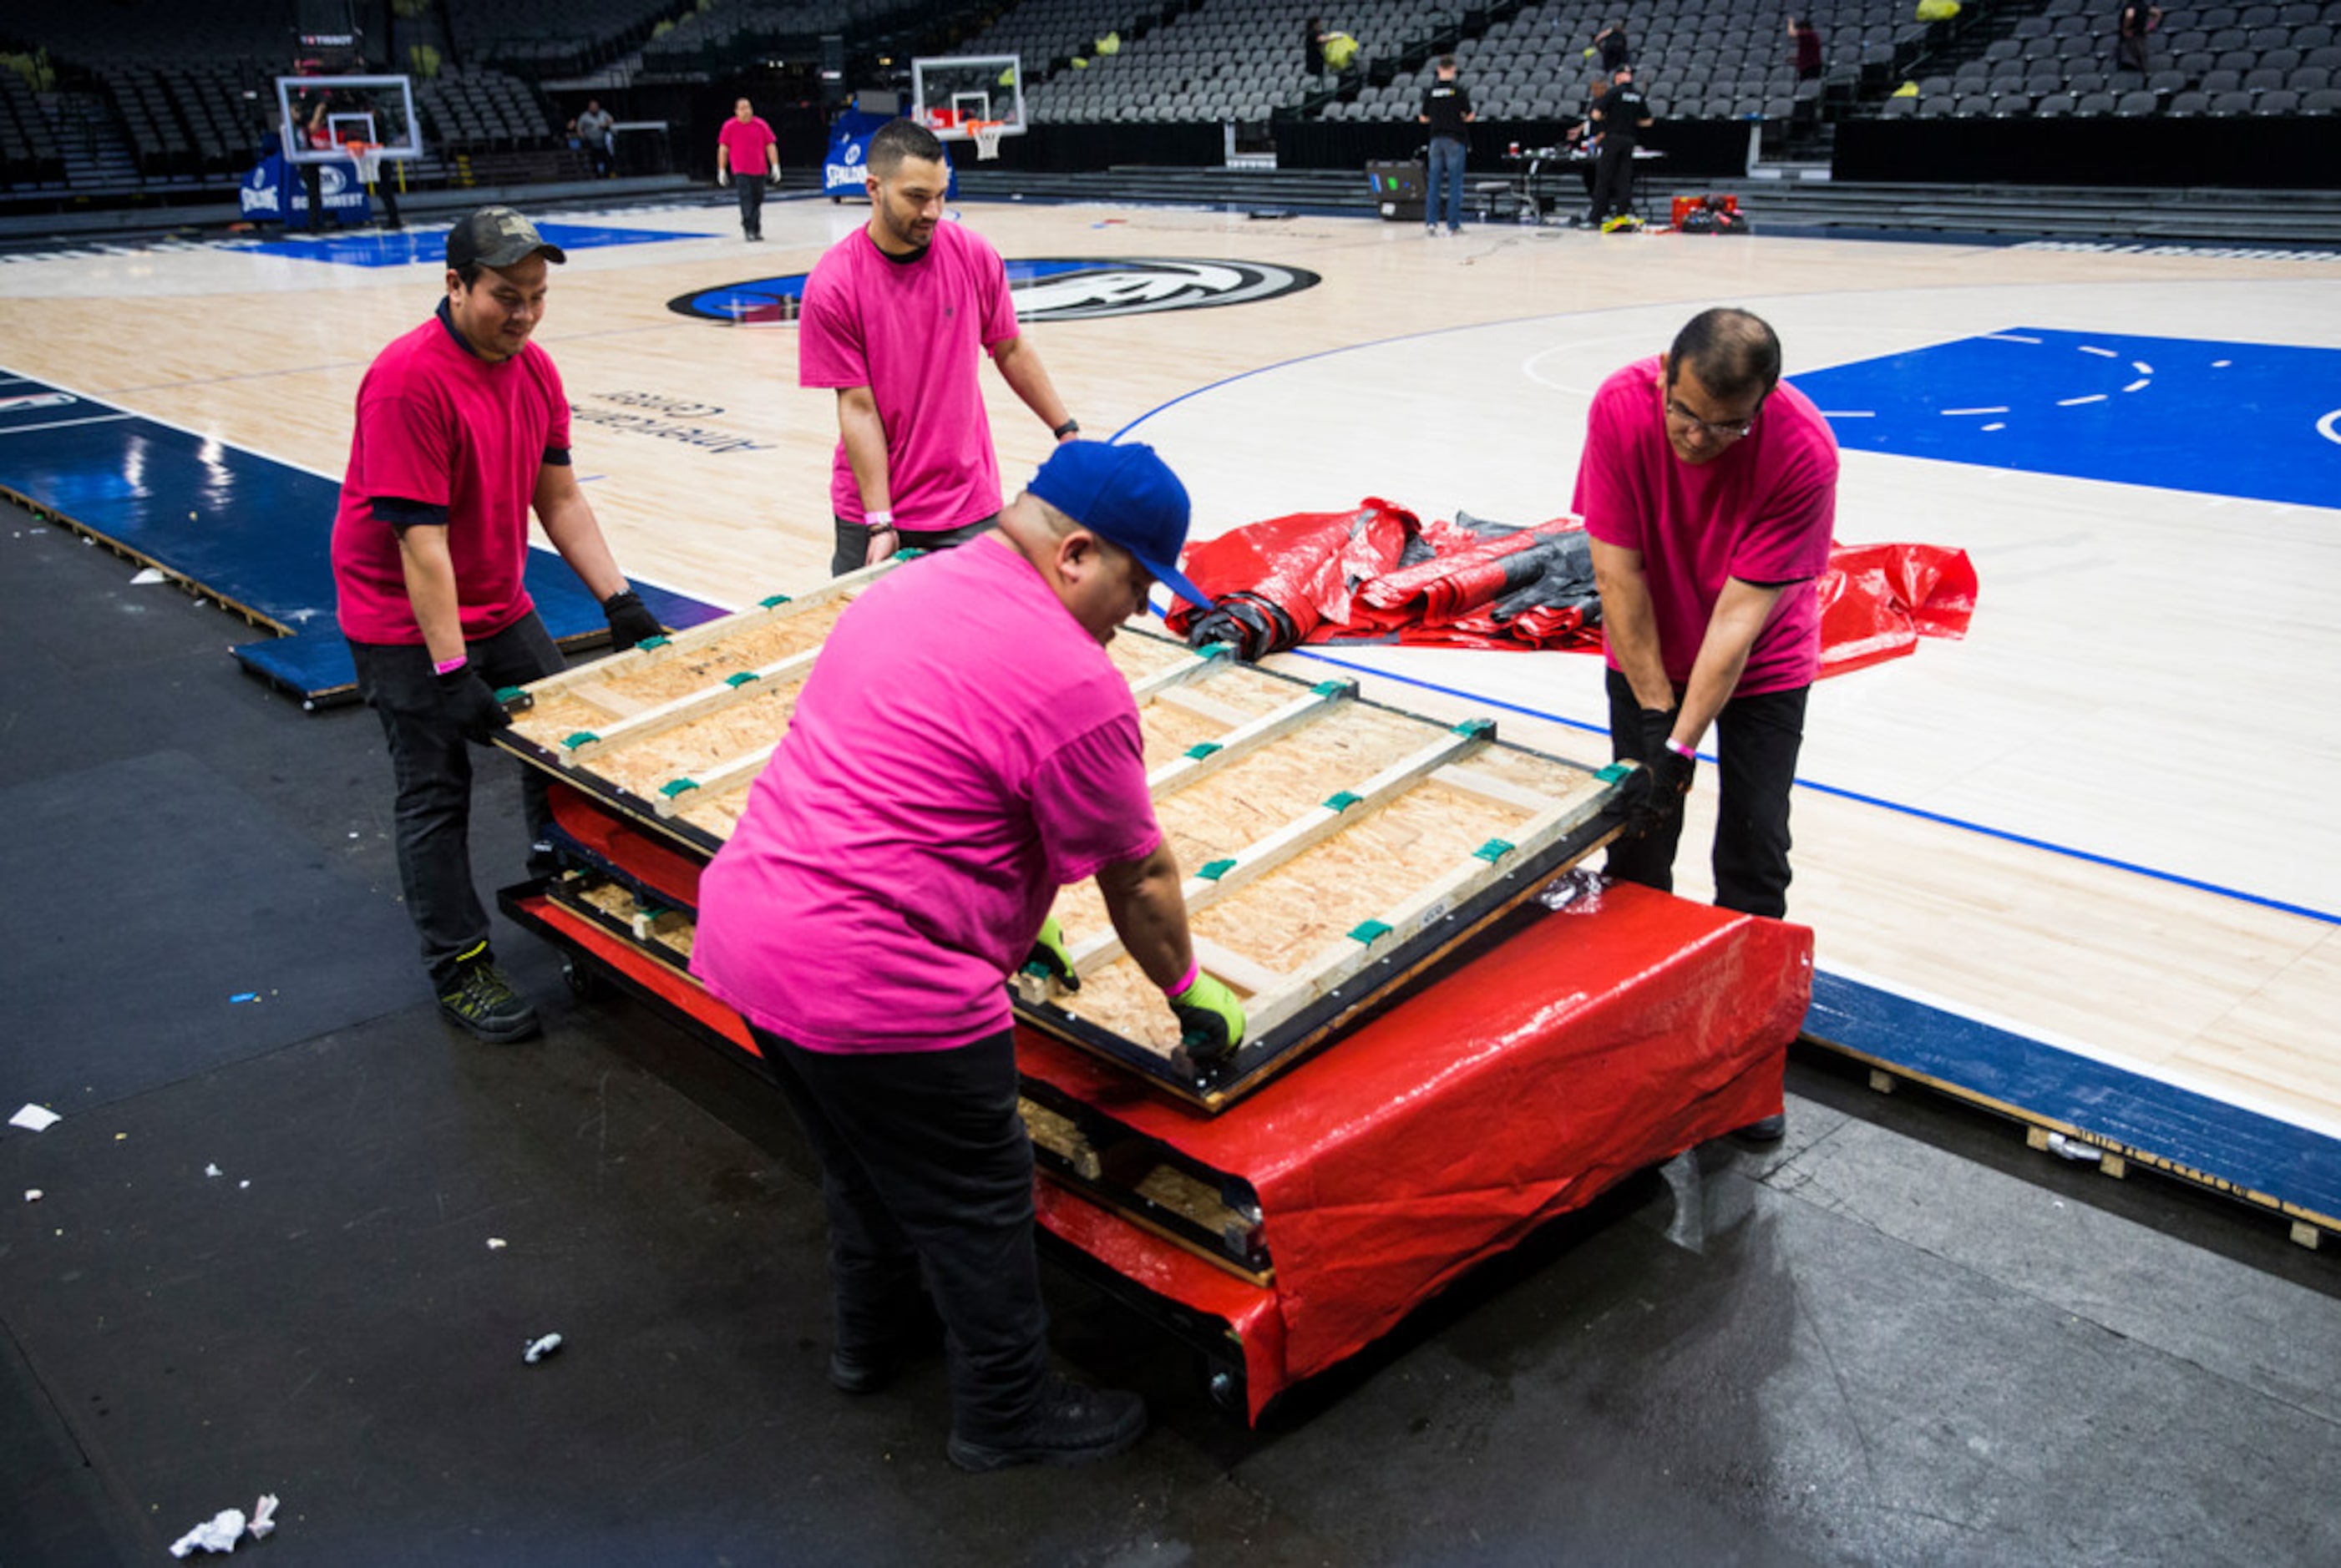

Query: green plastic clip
[494,686,529,709]
[891,546,927,560]
[1323,790,1362,812]
[1451,717,1495,740]
[561,731,600,751]
[1195,640,1236,661]
[636,635,671,651]
[1198,857,1237,881]
[1183,741,1223,761]
[1473,838,1516,863]
[1348,919,1393,945]
[724,671,760,688]
[658,777,700,799]
[1595,762,1633,782]
[758,592,793,609]
[1311,679,1351,698]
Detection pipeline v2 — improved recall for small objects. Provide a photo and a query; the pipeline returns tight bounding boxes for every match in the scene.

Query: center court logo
[668,257,1320,326]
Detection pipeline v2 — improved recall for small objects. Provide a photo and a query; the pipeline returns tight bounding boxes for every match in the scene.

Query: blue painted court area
[1795,327,2341,511]
[0,369,723,701]
[1806,971,2341,1235]
[241,220,705,268]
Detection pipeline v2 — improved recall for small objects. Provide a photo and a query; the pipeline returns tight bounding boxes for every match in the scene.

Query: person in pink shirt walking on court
[798,117,1079,576]
[692,440,1241,1470]
[1573,306,1838,926]
[715,95,779,240]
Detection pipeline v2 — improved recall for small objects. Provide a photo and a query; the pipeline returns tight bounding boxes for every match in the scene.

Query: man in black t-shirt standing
[1584,66,1653,229]
[1418,55,1476,236]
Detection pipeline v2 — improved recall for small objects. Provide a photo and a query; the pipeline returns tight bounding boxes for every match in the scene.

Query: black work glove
[437,665,513,745]
[602,589,663,651]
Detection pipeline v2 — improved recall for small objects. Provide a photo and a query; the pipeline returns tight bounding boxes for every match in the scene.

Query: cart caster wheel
[560,953,607,1002]
[1205,1364,1244,1417]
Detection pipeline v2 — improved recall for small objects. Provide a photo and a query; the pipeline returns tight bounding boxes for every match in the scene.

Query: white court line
[1982,332,2042,343]
[2123,377,2151,392]
[2079,344,2118,357]
[1819,408,1875,417]
[2132,360,2154,374]
[1941,406,2008,416]
[0,413,136,436]
[2057,392,2107,406]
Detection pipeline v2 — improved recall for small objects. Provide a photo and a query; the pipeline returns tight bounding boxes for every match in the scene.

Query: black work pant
[749,1025,1051,1440]
[1588,138,1637,221]
[733,172,767,236]
[1604,665,1808,919]
[828,512,998,578]
[349,612,565,984]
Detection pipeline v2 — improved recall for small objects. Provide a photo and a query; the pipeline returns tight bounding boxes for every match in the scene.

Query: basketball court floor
[3,188,2341,1561]
[4,192,2333,1149]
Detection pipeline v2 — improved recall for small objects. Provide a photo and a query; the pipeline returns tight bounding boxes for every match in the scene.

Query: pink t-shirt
[332,311,569,644]
[692,534,1161,1054]
[797,220,1021,530]
[716,114,776,174]
[1572,356,1838,695]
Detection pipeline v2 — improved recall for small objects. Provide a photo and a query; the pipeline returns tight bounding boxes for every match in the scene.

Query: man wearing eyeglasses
[1572,306,1838,953]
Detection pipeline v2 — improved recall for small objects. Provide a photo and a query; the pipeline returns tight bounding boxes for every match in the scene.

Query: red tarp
[1016,883,1811,1422]
[1165,501,1976,677]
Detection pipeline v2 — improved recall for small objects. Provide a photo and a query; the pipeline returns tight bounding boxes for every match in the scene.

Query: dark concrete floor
[4,502,2338,1566]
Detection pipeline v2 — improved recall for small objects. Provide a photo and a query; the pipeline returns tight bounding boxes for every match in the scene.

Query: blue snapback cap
[1026,440,1214,611]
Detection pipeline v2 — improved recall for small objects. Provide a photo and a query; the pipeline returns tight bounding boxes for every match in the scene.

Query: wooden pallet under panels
[494,554,1632,1110]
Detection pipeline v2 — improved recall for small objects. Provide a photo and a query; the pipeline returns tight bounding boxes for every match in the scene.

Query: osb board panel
[1104,630,1203,685]
[574,878,696,960]
[1138,665,1307,769]
[1152,703,1430,868]
[588,683,805,799]
[1052,764,1601,1054]
[509,597,850,747]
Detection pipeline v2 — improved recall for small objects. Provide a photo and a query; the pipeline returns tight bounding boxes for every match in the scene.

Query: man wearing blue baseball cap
[695,440,1239,1471]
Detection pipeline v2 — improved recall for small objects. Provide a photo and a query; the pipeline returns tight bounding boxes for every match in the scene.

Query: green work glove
[1022,916,1079,992]
[1168,972,1246,1062]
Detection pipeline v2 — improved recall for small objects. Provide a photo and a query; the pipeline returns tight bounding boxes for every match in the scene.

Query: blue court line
[0,366,726,701]
[1806,971,2341,1234]
[1285,646,2339,928]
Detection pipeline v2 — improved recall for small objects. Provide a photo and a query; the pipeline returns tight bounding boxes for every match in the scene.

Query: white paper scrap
[9,1104,61,1132]
[486,1237,507,1250]
[24,1189,41,1202]
[248,1494,278,1540]
[524,1333,563,1363]
[168,1507,246,1557]
[205,1164,224,1178]
[130,566,169,584]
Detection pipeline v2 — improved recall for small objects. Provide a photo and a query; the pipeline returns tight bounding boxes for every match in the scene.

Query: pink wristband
[1164,958,1200,999]
[1665,737,1695,759]
[433,655,469,676]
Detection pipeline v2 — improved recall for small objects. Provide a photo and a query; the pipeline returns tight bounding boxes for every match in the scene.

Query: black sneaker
[1732,1112,1787,1145]
[946,1378,1147,1472]
[438,951,540,1043]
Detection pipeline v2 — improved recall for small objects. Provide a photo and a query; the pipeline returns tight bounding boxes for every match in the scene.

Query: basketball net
[971,120,1006,160]
[345,139,383,186]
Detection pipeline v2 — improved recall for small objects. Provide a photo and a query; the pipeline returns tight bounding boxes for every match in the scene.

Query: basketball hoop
[971,119,1006,161]
[345,139,383,187]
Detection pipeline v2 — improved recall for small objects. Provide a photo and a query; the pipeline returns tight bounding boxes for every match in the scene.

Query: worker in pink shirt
[798,116,1077,575]
[1573,307,1837,918]
[714,95,779,240]
[694,440,1239,1471]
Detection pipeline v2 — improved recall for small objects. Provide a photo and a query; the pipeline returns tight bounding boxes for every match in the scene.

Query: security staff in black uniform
[1584,65,1653,229]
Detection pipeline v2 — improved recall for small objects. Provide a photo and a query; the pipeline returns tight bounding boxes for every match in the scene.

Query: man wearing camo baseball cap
[329,205,664,1042]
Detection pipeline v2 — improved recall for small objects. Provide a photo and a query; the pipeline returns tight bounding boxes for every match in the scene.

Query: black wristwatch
[1052,418,1080,440]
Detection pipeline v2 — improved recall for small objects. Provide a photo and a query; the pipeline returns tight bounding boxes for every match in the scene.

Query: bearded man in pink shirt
[1573,306,1837,970]
[694,440,1239,1471]
[798,117,1077,576]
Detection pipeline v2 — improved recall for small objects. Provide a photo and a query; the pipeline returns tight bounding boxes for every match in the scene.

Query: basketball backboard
[275,75,422,163]
[910,55,1026,140]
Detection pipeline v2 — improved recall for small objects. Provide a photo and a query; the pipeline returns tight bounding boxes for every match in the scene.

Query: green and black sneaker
[437,944,540,1044]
